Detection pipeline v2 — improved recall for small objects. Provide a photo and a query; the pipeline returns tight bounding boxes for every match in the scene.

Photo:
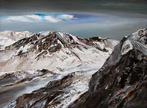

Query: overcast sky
[0,0,147,16]
[0,0,147,40]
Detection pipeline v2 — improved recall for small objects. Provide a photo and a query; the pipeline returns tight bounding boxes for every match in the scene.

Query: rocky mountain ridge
[0,30,118,108]
[69,28,147,108]
[0,28,146,108]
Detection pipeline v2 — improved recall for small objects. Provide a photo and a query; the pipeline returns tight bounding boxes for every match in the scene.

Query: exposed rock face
[0,30,118,108]
[69,28,147,108]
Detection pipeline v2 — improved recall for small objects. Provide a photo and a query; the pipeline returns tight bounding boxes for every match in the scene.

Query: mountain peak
[0,30,118,72]
[69,28,147,108]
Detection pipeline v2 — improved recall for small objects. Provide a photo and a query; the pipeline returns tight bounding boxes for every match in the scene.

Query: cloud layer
[3,14,75,23]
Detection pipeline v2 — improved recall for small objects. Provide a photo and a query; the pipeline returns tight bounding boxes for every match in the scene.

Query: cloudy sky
[0,0,147,15]
[0,0,147,39]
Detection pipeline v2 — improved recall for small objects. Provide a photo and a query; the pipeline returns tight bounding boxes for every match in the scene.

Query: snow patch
[121,40,133,55]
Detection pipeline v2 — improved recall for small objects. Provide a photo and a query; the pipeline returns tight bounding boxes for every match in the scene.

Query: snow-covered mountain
[69,28,147,108]
[1,28,146,108]
[0,30,118,108]
[0,31,31,50]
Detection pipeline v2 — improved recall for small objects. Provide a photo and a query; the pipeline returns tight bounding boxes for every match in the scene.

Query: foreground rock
[69,28,147,108]
[0,31,118,107]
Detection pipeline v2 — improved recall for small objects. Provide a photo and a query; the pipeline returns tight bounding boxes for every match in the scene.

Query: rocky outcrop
[69,28,147,108]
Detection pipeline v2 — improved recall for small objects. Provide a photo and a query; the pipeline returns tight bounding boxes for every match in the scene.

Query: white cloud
[3,14,75,23]
[58,14,74,20]
[44,16,61,23]
[4,16,31,22]
[26,15,42,20]
[44,14,74,22]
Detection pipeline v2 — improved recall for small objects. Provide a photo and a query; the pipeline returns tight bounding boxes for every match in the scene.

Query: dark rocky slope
[69,29,147,108]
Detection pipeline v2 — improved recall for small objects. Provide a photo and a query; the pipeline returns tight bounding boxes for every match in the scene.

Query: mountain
[0,30,118,108]
[69,28,147,108]
[1,28,146,108]
[0,31,118,72]
[0,31,31,50]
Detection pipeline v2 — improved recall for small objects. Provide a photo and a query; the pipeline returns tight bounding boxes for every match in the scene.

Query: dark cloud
[0,0,147,16]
